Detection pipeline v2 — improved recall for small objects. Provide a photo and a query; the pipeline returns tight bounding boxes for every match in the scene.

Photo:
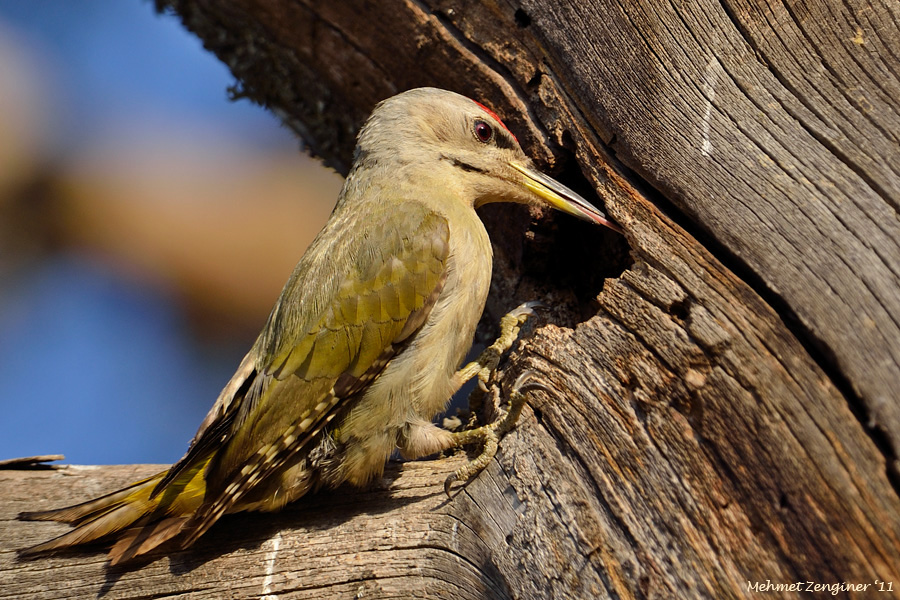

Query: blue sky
[0,1,298,464]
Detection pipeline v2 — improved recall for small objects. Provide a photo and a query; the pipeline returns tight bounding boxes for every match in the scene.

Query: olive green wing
[214,202,451,475]
[164,200,450,544]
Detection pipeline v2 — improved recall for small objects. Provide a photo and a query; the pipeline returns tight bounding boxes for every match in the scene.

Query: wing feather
[152,200,450,528]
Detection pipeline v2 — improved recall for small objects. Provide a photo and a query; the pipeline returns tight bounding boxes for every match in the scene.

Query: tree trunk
[3,0,898,598]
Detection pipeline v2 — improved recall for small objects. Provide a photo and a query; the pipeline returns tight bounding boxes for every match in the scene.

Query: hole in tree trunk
[478,158,631,329]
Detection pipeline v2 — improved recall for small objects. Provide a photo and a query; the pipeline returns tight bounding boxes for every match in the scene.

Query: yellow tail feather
[19,473,165,555]
[19,454,212,562]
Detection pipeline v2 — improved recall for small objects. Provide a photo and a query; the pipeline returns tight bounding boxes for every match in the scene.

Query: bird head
[354,87,621,233]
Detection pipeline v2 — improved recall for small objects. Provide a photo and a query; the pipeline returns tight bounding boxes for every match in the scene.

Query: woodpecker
[20,87,620,564]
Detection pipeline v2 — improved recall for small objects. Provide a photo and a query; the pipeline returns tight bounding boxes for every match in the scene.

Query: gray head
[353,87,620,230]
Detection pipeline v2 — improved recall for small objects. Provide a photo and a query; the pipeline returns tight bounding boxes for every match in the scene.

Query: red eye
[474,120,493,143]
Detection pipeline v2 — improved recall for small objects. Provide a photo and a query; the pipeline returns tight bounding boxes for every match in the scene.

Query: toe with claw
[453,301,545,393]
[443,370,550,496]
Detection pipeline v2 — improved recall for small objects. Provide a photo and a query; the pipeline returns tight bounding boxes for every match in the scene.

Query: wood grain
[2,459,515,599]
[519,0,900,475]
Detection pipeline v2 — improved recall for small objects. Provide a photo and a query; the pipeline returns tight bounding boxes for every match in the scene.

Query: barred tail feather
[19,474,160,524]
[18,473,165,556]
[177,392,342,550]
[20,453,214,562]
[109,516,191,565]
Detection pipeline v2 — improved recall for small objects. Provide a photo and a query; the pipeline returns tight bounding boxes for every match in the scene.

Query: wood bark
[3,0,899,598]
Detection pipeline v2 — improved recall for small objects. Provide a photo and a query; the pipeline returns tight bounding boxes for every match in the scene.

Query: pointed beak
[511,162,623,233]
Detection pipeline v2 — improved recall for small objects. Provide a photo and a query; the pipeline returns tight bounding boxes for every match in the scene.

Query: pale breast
[328,204,493,486]
[342,204,493,432]
[406,206,494,418]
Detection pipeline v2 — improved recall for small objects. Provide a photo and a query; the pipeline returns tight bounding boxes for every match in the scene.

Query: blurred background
[0,1,343,464]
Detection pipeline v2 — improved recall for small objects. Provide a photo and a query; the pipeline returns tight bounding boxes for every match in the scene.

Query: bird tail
[19,458,210,564]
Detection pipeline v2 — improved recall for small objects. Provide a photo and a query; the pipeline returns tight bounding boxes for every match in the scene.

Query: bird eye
[474,120,494,143]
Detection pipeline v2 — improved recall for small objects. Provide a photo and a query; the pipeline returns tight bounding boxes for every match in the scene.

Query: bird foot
[443,302,543,496]
[454,301,543,395]
[444,371,550,496]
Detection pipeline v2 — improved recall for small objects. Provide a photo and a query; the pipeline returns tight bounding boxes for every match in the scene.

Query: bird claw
[453,301,544,400]
[443,423,499,497]
[507,300,545,320]
[443,472,458,497]
[510,370,553,399]
[444,369,546,497]
[444,303,547,497]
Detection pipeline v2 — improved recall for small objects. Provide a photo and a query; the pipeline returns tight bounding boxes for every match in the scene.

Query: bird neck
[340,159,478,220]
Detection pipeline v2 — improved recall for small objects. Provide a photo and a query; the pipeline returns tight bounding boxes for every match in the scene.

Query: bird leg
[452,301,542,395]
[444,371,550,496]
[443,301,546,496]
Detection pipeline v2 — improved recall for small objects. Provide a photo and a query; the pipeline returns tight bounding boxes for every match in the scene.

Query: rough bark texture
[3,0,899,598]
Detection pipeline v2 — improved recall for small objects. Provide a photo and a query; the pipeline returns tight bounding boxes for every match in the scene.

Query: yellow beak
[511,162,622,233]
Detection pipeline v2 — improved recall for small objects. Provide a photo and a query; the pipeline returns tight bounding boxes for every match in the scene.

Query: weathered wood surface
[3,0,899,598]
[2,460,521,599]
